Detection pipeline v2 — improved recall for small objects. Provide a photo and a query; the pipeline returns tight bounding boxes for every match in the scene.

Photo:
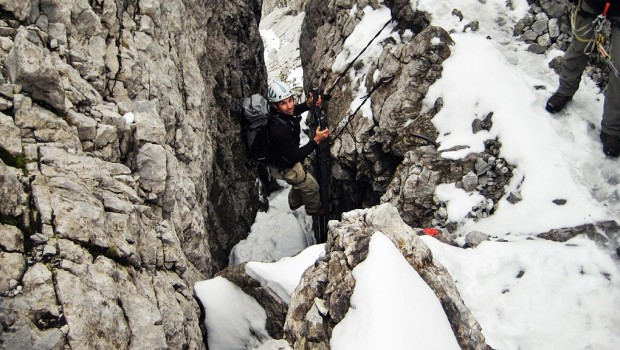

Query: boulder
[6,27,66,112]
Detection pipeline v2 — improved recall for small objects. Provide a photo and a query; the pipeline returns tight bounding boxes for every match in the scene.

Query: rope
[330,77,393,142]
[324,1,414,96]
[329,76,439,149]
[320,2,438,149]
[570,0,620,78]
[325,18,395,97]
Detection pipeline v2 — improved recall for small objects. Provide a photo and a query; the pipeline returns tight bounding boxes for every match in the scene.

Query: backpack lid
[242,94,270,129]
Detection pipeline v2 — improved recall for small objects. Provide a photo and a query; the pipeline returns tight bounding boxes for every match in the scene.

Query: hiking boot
[545,92,572,113]
[600,131,620,157]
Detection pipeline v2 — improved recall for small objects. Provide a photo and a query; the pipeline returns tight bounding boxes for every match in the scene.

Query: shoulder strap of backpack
[271,116,288,127]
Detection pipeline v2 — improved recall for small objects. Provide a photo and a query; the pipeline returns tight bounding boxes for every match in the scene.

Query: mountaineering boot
[600,131,620,157]
[545,92,572,113]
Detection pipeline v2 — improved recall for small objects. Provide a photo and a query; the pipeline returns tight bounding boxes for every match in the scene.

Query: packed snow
[330,232,461,350]
[194,277,271,349]
[194,0,620,349]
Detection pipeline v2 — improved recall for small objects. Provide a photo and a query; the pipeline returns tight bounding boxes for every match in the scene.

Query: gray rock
[0,0,35,21]
[55,263,131,349]
[0,317,65,350]
[452,9,464,22]
[14,96,81,149]
[217,263,289,339]
[93,124,120,162]
[0,95,12,110]
[539,0,570,18]
[20,263,62,322]
[136,143,167,195]
[465,231,490,247]
[548,18,560,39]
[475,158,491,175]
[0,0,276,348]
[47,22,67,46]
[521,30,538,42]
[506,191,522,204]
[437,207,449,220]
[537,33,552,47]
[65,110,97,142]
[0,223,24,252]
[53,53,103,109]
[0,252,26,293]
[528,43,548,54]
[538,221,619,257]
[462,171,479,192]
[0,111,22,157]
[6,27,66,112]
[132,100,166,145]
[0,159,27,218]
[464,21,480,32]
[514,15,534,36]
[381,146,478,228]
[532,15,549,35]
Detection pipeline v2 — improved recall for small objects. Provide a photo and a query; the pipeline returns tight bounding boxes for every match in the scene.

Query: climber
[266,80,330,215]
[545,0,620,157]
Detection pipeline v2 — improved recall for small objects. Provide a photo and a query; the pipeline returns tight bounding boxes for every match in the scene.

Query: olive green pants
[269,162,322,215]
[558,2,620,135]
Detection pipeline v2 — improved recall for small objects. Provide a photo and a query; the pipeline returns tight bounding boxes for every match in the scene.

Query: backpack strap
[270,115,289,127]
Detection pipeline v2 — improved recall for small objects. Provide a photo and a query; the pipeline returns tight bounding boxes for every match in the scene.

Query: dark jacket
[583,0,620,17]
[268,103,318,170]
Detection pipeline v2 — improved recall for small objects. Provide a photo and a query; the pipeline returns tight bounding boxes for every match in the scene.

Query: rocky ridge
[284,204,487,350]
[209,204,489,350]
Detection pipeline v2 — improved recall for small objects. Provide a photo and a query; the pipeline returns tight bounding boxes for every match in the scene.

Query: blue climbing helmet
[267,80,293,103]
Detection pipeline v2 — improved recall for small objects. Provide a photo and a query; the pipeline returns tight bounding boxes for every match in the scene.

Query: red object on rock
[422,228,441,237]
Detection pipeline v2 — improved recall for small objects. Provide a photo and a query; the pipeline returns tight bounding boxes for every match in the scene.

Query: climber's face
[275,96,295,116]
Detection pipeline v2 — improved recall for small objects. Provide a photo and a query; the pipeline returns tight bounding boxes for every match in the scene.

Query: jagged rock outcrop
[297,0,517,233]
[381,145,476,229]
[537,220,620,257]
[0,0,267,348]
[299,0,442,216]
[262,0,306,16]
[217,263,289,340]
[284,204,487,349]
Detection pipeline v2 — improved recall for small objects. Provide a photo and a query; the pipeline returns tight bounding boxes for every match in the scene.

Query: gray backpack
[241,94,285,163]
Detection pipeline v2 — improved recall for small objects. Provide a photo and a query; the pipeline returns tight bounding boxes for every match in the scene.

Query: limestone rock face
[298,1,451,220]
[262,0,307,15]
[298,1,517,234]
[6,27,66,112]
[0,0,266,348]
